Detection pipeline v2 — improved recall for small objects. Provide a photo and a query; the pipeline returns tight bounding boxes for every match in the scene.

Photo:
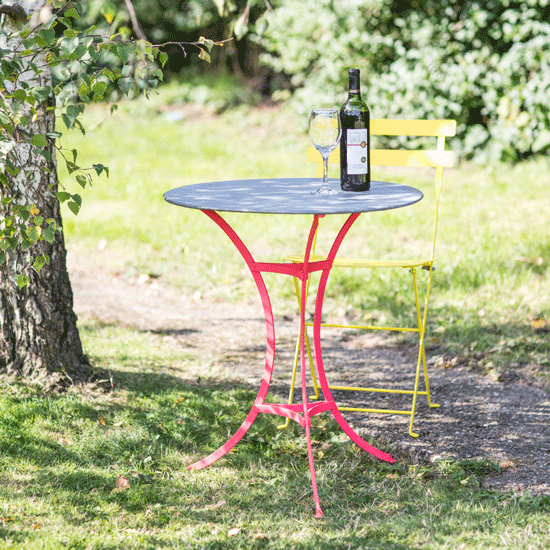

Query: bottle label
[346,129,369,175]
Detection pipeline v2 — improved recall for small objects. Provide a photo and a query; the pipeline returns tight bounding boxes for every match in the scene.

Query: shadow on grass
[2,364,550,548]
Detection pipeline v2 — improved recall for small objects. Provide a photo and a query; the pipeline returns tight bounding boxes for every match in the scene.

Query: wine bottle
[340,68,370,191]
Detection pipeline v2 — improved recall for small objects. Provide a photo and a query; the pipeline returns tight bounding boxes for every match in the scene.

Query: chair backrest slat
[310,147,454,168]
[371,119,456,137]
[308,118,456,175]
[372,149,455,168]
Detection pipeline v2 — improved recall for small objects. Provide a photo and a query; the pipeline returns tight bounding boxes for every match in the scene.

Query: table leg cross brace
[189,210,394,518]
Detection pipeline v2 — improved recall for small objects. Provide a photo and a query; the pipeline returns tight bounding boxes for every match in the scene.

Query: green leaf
[36,148,51,161]
[35,29,56,47]
[65,161,78,174]
[27,226,41,244]
[5,159,20,177]
[0,234,12,248]
[91,81,108,102]
[0,251,5,267]
[30,134,48,147]
[255,14,269,36]
[212,0,226,17]
[198,49,211,63]
[118,77,134,96]
[3,123,15,136]
[16,274,30,289]
[64,7,80,20]
[12,89,27,102]
[62,113,75,129]
[159,51,168,68]
[60,36,80,57]
[101,68,117,82]
[21,239,33,251]
[78,81,91,100]
[233,13,248,40]
[68,201,80,215]
[30,86,52,103]
[92,164,109,177]
[33,254,47,273]
[74,43,88,60]
[43,225,56,244]
[532,130,550,153]
[75,175,87,188]
[198,37,215,52]
[16,207,30,222]
[57,191,71,203]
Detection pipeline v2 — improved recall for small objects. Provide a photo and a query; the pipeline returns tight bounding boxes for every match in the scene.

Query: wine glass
[308,109,341,194]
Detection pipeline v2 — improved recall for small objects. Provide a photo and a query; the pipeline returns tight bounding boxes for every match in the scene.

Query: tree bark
[0,0,91,387]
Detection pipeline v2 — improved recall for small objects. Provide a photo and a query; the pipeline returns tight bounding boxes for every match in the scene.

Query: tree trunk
[0,0,91,387]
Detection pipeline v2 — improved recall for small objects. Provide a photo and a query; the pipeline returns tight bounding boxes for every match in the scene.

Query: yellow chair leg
[278,277,320,429]
[422,345,440,408]
[408,266,439,436]
[278,329,301,429]
[293,276,320,399]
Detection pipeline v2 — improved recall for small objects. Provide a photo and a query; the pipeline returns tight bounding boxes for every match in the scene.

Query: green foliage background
[70,0,550,162]
[256,0,550,161]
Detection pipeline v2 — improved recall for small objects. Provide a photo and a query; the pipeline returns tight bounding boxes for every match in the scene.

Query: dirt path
[68,248,550,495]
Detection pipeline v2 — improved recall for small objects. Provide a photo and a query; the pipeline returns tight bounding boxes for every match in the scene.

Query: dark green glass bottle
[340,68,370,191]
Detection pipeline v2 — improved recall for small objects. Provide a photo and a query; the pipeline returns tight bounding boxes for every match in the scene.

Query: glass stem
[323,156,329,185]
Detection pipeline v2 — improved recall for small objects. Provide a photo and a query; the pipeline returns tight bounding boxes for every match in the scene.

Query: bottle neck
[348,71,361,98]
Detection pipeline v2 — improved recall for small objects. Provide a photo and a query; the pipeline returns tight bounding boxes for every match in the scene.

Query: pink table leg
[188,210,278,471]
[188,210,393,517]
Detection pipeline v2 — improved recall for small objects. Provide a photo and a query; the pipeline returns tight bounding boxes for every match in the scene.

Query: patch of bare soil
[68,247,550,496]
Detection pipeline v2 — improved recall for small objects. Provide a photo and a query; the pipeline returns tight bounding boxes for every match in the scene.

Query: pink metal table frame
[164,178,423,517]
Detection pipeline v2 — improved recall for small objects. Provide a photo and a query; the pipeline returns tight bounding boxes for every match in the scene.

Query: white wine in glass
[308,109,342,194]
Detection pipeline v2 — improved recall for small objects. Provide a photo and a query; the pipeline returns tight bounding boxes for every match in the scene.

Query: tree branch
[121,0,147,41]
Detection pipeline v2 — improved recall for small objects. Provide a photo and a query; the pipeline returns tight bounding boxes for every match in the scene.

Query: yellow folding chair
[283,119,456,437]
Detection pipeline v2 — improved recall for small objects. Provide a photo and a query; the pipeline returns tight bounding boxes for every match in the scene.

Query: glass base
[313,184,337,195]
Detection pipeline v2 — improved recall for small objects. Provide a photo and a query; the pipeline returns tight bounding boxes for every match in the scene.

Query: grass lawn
[1,338,549,549]
[1,87,549,548]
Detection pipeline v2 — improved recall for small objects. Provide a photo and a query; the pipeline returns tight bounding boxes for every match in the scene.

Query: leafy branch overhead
[0,0,225,287]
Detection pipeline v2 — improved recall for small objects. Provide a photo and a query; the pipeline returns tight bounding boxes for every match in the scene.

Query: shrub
[256,0,550,161]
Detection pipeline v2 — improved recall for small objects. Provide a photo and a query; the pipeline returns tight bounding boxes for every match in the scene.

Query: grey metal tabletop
[163,178,422,215]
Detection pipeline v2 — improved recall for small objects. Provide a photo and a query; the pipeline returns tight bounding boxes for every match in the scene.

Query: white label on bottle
[346,129,369,175]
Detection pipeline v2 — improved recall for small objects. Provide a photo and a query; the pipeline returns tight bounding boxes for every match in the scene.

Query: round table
[164,178,423,517]
[164,177,422,214]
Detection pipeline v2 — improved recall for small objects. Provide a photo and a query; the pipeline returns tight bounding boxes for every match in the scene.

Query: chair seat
[284,254,431,269]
